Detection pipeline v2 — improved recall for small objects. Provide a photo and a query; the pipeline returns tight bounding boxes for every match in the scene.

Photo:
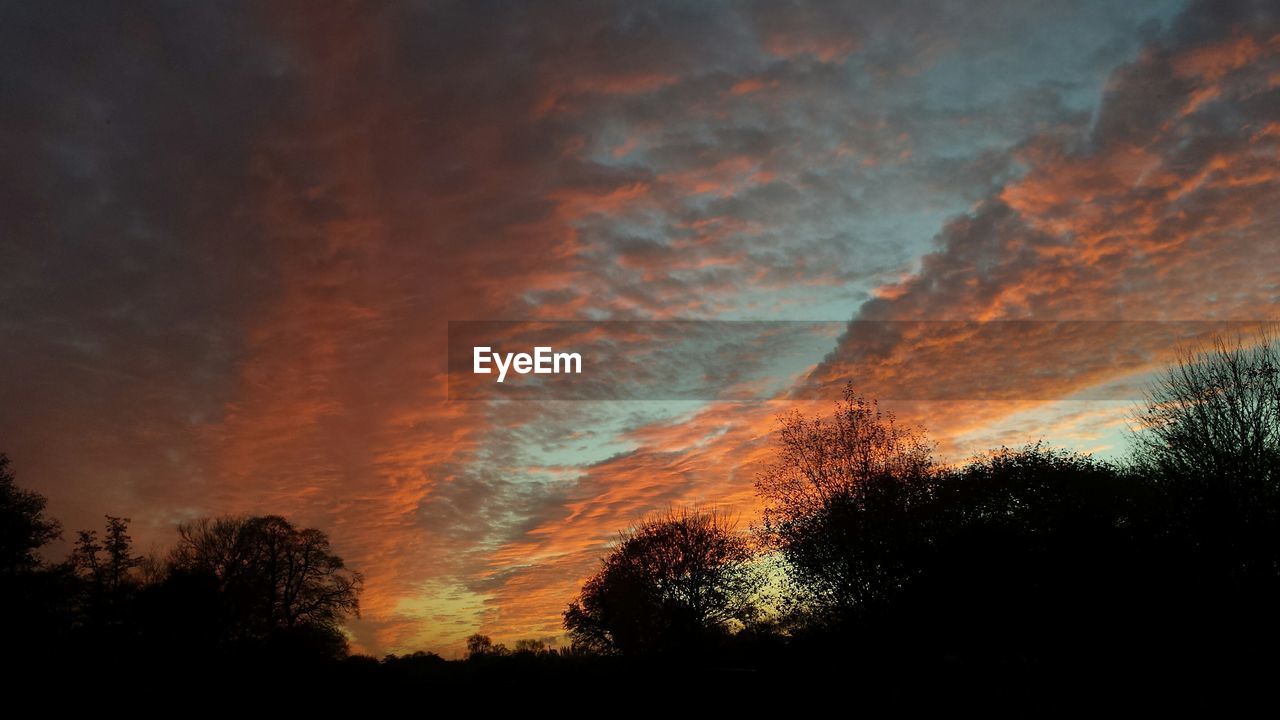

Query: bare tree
[1131,332,1280,578]
[757,384,934,524]
[1132,332,1280,487]
[756,384,935,623]
[169,515,362,646]
[564,508,761,655]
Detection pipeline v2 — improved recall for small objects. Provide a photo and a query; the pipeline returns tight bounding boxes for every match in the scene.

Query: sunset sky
[2,0,1279,656]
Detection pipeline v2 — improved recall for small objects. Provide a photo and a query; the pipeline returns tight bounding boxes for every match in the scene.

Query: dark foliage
[565,508,762,655]
[888,446,1167,663]
[0,456,363,684]
[755,387,934,625]
[0,453,60,578]
[1131,335,1280,587]
[162,515,363,657]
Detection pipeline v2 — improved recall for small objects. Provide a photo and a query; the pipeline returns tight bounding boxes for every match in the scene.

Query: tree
[69,529,103,582]
[103,516,141,592]
[67,516,144,634]
[1131,332,1280,590]
[755,385,934,625]
[902,445,1157,662]
[564,508,761,656]
[0,454,68,654]
[1132,333,1280,487]
[465,633,509,658]
[512,638,547,655]
[0,453,60,578]
[69,516,141,592]
[167,515,363,655]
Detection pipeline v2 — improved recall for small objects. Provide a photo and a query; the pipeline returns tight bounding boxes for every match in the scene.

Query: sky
[2,0,1279,656]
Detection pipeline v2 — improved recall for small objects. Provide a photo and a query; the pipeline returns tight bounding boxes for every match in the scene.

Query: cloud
[5,0,1260,657]
[809,0,1280,407]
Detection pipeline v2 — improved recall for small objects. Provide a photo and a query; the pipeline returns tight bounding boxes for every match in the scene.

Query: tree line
[559,335,1280,691]
[2,335,1279,700]
[0,476,362,670]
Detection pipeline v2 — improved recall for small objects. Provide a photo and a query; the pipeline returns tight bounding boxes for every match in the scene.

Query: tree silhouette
[103,516,141,591]
[66,516,144,635]
[466,633,509,658]
[898,445,1159,664]
[1131,333,1280,623]
[69,529,103,581]
[755,385,934,626]
[564,508,761,656]
[513,638,548,655]
[0,454,68,656]
[69,516,141,592]
[1132,333,1280,487]
[0,453,59,578]
[167,515,363,656]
